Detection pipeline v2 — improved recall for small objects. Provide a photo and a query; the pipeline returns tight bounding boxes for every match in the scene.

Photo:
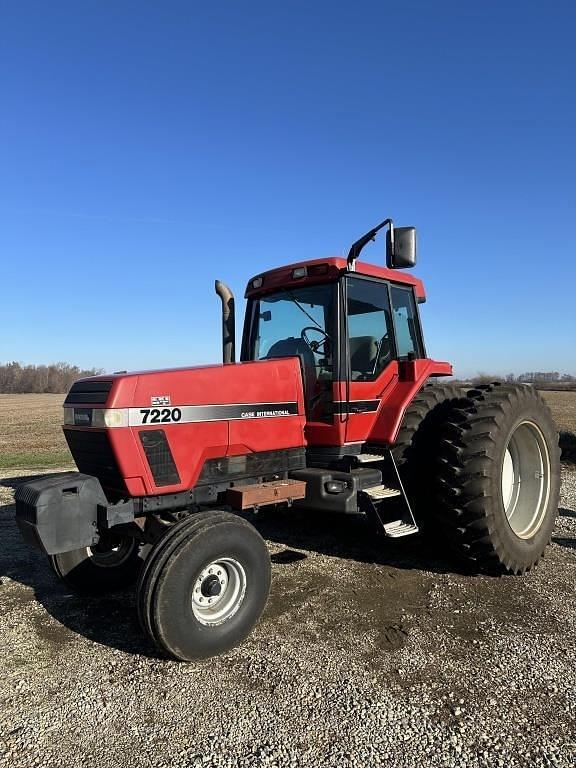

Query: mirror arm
[346,218,394,271]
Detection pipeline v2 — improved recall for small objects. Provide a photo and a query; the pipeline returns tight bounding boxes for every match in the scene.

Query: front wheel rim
[85,536,136,568]
[191,558,247,626]
[501,420,551,539]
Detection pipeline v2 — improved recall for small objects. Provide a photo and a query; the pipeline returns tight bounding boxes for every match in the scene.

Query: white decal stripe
[127,402,300,427]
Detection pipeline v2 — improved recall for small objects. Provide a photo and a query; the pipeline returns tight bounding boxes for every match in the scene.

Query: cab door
[343,275,425,445]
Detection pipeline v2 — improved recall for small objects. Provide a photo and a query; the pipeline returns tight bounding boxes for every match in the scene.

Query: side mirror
[386,226,417,269]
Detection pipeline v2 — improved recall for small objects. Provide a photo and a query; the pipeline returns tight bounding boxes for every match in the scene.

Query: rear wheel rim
[501,420,551,539]
[191,558,247,626]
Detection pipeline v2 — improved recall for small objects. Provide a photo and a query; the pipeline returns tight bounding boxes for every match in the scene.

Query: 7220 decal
[139,407,182,424]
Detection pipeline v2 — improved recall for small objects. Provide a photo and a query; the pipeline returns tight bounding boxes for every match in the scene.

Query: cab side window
[390,285,423,359]
[346,278,394,380]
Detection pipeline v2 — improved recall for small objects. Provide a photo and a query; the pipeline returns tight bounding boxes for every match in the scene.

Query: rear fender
[369,359,452,445]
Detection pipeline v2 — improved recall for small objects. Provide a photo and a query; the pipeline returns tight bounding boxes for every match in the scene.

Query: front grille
[65,380,113,405]
[139,430,180,487]
[63,429,126,492]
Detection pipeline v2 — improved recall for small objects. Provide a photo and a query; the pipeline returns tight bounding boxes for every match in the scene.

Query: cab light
[292,267,307,279]
[252,277,263,289]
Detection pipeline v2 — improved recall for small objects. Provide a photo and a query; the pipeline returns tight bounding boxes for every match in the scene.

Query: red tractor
[15,220,560,660]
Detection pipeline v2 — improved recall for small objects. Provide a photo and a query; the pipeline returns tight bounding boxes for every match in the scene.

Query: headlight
[63,408,128,428]
[102,409,128,428]
[91,409,128,428]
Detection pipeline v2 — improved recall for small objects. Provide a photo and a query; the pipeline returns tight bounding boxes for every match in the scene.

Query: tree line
[455,371,576,391]
[1,361,574,395]
[515,372,575,383]
[0,362,104,394]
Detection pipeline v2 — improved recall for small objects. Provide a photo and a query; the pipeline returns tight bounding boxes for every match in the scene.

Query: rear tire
[137,511,271,660]
[50,533,142,594]
[392,382,463,519]
[431,383,560,573]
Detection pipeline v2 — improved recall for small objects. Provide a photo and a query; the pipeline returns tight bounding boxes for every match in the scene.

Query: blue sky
[1,1,574,378]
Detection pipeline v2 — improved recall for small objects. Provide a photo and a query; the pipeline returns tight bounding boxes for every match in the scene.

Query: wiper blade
[280,288,331,337]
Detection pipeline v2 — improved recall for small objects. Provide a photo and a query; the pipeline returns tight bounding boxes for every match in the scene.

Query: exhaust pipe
[214,280,236,364]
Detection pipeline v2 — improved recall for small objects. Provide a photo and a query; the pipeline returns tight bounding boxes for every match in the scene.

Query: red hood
[70,359,305,410]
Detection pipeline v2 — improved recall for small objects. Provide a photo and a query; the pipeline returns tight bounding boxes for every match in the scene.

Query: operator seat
[265,337,318,397]
[349,336,378,380]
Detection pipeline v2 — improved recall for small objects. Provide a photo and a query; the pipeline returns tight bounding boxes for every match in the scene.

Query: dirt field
[541,390,576,435]
[541,391,576,464]
[0,393,575,767]
[0,394,70,469]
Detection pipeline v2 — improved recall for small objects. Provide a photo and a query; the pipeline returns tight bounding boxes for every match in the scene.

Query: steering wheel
[301,326,330,355]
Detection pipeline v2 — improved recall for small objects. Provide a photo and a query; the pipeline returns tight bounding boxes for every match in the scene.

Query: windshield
[245,283,336,381]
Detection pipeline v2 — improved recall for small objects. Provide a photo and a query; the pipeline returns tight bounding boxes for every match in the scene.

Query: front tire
[431,383,561,573]
[50,533,142,593]
[137,511,271,660]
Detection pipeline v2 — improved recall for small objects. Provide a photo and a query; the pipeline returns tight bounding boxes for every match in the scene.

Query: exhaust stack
[214,280,236,364]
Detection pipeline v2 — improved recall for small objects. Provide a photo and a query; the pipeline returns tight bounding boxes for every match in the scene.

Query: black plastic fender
[15,472,107,555]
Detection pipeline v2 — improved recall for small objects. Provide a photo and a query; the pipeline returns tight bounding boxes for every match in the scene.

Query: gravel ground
[0,468,575,768]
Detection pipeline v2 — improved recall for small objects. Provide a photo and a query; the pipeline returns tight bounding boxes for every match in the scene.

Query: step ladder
[364,484,402,501]
[357,450,419,538]
[380,519,419,538]
[356,453,388,464]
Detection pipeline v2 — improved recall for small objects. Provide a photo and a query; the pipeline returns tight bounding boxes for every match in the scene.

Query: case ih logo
[151,395,171,406]
[241,409,291,418]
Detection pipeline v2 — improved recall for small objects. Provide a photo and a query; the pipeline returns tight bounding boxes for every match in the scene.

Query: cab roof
[245,257,426,302]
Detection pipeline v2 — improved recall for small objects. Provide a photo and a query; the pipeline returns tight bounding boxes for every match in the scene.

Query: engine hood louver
[64,380,113,405]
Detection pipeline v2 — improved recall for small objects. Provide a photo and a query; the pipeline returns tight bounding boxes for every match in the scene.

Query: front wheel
[137,511,271,660]
[50,533,142,593]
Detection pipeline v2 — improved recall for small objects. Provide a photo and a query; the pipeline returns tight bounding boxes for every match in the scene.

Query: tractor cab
[238,220,444,445]
[242,258,425,416]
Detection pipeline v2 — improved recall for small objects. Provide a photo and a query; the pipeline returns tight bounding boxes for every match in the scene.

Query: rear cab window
[390,285,424,359]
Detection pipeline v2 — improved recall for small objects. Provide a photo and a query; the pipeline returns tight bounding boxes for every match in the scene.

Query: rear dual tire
[394,381,560,573]
[430,383,560,573]
[392,381,464,514]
